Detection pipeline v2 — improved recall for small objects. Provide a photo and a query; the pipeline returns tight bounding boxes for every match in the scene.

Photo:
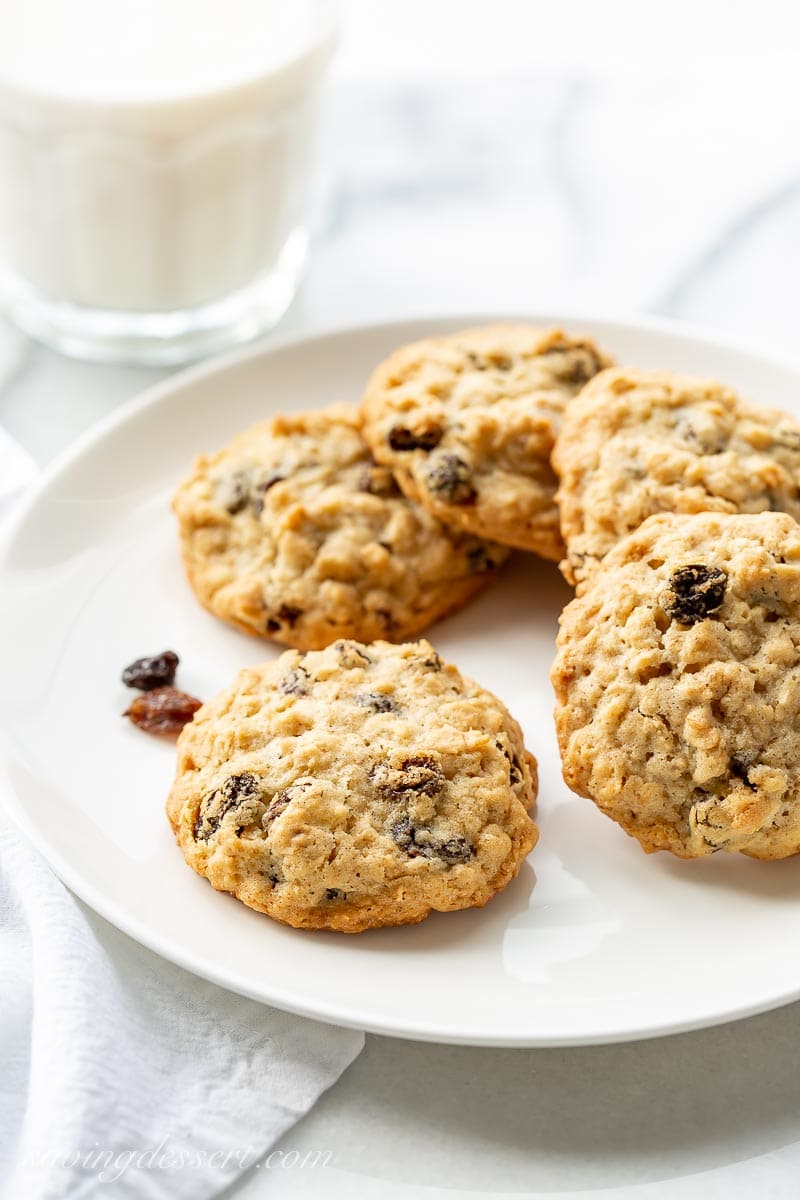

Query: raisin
[465,543,500,574]
[388,425,443,452]
[214,772,258,802]
[390,818,473,864]
[219,470,250,514]
[124,686,201,735]
[541,344,602,386]
[676,417,726,455]
[194,773,261,841]
[496,739,524,785]
[419,650,443,671]
[324,887,344,901]
[731,753,757,791]
[122,650,179,690]
[264,861,283,886]
[662,565,727,625]
[372,756,445,800]
[355,691,396,714]
[335,641,372,669]
[774,429,800,452]
[426,454,477,504]
[391,816,417,853]
[438,836,473,863]
[262,788,294,830]
[467,352,488,371]
[375,608,396,633]
[252,471,285,515]
[467,349,513,371]
[266,604,303,633]
[358,463,401,497]
[396,756,445,796]
[279,666,311,696]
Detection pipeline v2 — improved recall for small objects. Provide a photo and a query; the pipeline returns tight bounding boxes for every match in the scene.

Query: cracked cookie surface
[551,511,800,859]
[172,405,508,651]
[167,639,538,931]
[360,325,612,559]
[553,367,800,591]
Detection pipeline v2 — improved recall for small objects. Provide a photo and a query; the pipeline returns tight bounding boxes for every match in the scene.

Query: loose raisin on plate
[662,564,727,625]
[124,686,201,735]
[121,650,179,691]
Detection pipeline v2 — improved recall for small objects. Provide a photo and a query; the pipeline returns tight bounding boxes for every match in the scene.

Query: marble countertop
[3,58,800,1200]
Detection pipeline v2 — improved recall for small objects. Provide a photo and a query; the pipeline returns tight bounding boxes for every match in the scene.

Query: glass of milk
[0,0,338,363]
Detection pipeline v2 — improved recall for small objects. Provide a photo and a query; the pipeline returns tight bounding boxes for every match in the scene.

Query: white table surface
[4,8,800,1195]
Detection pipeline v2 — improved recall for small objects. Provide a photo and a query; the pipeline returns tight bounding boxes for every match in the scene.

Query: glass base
[0,229,308,366]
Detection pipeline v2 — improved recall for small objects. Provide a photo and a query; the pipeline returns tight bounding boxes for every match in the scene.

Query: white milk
[0,0,337,361]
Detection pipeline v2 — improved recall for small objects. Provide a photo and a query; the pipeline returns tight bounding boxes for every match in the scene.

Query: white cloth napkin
[0,435,364,1200]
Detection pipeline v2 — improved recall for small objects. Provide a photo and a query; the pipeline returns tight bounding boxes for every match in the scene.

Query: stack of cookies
[171,325,612,649]
[551,368,800,861]
[167,322,800,934]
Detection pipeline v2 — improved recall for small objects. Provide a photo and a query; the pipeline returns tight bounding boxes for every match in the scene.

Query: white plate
[3,313,800,1047]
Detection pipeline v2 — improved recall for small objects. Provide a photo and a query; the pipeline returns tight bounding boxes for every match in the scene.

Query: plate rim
[4,308,800,1047]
